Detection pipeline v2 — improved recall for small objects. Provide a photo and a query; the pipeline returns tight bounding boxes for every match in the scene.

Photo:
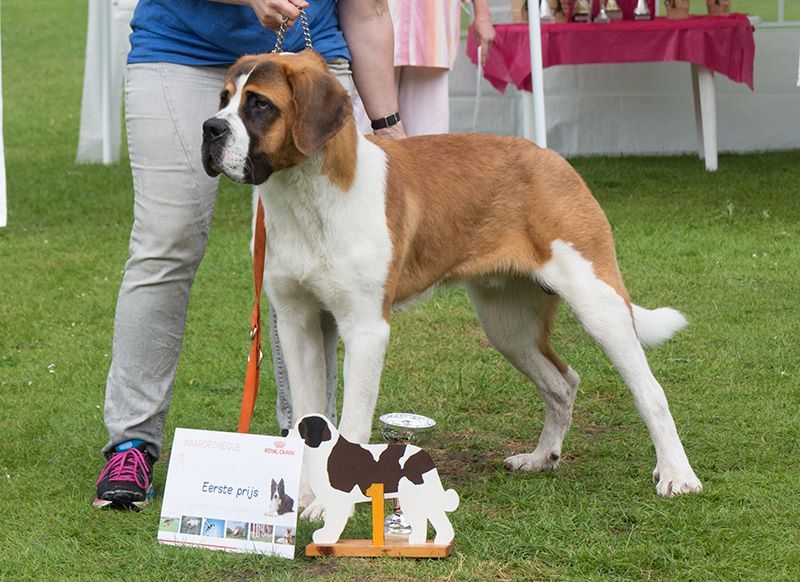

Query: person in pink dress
[389,0,495,136]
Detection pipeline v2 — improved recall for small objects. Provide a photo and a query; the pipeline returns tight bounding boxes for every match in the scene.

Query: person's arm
[338,0,406,138]
[471,0,495,66]
[211,0,308,30]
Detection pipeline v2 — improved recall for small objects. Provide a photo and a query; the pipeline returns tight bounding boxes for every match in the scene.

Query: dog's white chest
[259,137,393,312]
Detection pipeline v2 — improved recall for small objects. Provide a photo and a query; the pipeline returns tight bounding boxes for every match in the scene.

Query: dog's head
[295,414,337,448]
[201,50,352,185]
[270,478,284,498]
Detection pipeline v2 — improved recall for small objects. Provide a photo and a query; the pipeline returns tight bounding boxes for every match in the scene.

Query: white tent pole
[0,1,7,227]
[527,0,547,147]
[100,0,113,165]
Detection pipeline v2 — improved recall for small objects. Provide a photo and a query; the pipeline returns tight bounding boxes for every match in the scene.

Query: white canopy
[76,0,138,165]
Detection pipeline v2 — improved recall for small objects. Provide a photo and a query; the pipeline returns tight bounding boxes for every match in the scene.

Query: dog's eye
[250,94,273,111]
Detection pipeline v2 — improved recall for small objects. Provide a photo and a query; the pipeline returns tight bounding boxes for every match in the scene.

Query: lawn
[1,1,799,580]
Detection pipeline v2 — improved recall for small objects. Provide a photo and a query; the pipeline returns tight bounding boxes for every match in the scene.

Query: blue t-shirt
[128,0,350,66]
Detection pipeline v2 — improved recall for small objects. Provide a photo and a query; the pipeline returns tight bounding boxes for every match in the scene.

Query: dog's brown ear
[287,63,352,156]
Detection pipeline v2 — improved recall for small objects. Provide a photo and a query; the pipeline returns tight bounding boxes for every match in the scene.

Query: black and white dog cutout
[265,478,295,516]
[295,414,459,545]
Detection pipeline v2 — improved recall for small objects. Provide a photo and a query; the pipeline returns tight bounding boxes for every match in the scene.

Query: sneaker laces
[96,447,151,489]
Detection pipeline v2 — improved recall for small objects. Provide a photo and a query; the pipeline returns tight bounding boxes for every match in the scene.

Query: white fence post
[0,3,6,227]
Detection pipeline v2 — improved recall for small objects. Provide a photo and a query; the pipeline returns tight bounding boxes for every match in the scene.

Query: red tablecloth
[467,14,755,92]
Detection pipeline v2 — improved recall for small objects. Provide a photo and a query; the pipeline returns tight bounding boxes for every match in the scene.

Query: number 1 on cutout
[366,483,384,547]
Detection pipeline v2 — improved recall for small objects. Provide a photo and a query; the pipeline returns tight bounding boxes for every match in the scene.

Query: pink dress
[389,0,462,70]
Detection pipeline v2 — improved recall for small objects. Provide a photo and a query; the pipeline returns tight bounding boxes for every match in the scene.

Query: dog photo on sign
[265,478,295,516]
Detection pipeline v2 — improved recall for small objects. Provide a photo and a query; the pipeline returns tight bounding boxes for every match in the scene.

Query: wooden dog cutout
[295,415,459,545]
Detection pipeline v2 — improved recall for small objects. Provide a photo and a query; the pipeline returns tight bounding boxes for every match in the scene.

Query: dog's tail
[442,488,459,513]
[632,304,688,348]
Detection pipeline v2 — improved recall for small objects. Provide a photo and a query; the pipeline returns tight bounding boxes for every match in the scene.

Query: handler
[95,0,405,510]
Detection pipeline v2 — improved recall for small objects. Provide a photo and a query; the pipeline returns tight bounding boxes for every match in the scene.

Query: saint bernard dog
[201,50,702,500]
[295,415,458,545]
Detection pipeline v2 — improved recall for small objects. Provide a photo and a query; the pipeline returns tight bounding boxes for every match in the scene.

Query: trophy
[665,0,690,18]
[379,412,437,539]
[707,0,731,15]
[572,0,592,21]
[634,0,652,20]
[553,0,568,22]
[540,0,555,23]
[595,0,611,22]
[606,0,623,20]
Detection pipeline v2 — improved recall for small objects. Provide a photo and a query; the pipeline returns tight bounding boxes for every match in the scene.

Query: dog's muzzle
[201,117,230,178]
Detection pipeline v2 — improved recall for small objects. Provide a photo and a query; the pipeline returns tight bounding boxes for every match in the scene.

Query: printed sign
[157,428,304,558]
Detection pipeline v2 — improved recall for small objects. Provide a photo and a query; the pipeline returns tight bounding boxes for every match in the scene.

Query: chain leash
[272,8,313,53]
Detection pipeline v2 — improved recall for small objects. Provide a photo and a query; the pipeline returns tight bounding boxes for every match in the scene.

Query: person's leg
[395,65,450,136]
[102,63,227,461]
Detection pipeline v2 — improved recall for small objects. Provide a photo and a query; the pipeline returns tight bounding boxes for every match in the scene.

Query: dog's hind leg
[537,240,701,496]
[465,277,580,472]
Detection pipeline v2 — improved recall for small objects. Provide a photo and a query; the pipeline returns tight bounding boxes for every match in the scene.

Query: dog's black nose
[203,118,230,142]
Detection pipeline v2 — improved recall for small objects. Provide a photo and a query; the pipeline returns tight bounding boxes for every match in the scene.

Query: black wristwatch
[371,112,401,131]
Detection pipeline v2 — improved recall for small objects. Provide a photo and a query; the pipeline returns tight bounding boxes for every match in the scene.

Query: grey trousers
[103,61,346,458]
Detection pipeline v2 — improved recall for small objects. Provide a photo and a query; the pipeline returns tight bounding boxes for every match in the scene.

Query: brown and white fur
[201,51,702,503]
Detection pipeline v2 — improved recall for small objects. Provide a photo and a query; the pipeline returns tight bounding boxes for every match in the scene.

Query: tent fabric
[76,0,138,165]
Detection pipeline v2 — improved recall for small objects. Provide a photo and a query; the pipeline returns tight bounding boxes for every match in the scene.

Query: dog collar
[371,112,401,131]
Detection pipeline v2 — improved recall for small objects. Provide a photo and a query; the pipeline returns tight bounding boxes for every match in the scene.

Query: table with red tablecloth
[466,14,756,170]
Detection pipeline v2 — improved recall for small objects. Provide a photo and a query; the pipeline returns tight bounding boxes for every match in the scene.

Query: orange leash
[238,198,266,433]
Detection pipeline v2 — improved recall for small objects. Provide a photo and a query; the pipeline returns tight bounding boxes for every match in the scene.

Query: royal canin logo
[264,441,294,456]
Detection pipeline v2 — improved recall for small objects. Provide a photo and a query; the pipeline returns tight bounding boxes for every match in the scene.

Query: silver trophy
[634,0,652,20]
[379,412,436,539]
[606,0,623,20]
[540,0,555,23]
[595,0,611,22]
[572,0,592,22]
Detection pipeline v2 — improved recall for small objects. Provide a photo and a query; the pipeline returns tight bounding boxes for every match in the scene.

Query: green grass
[690,0,800,20]
[2,1,800,580]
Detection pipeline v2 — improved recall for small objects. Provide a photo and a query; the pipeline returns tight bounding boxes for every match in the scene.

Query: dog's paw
[300,501,327,521]
[312,528,339,545]
[504,450,560,472]
[652,465,703,497]
[298,479,315,510]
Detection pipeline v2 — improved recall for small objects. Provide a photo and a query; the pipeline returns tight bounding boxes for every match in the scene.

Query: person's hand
[249,0,308,30]
[374,120,407,139]
[473,17,495,66]
[471,0,495,66]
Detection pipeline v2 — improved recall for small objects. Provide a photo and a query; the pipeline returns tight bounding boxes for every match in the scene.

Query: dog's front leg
[337,316,391,444]
[271,298,327,511]
[271,303,327,422]
[311,495,354,545]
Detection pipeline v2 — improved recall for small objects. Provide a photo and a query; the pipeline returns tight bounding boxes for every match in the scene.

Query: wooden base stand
[306,539,453,558]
